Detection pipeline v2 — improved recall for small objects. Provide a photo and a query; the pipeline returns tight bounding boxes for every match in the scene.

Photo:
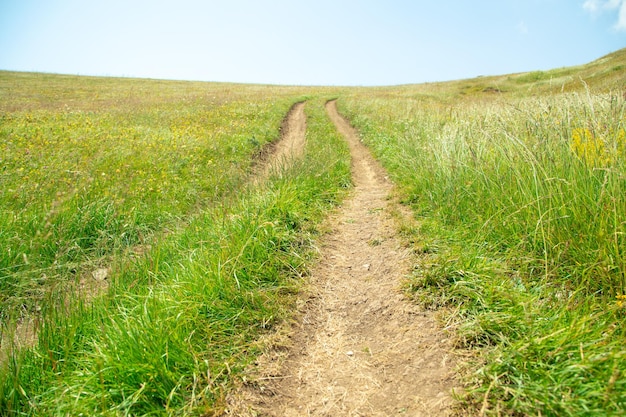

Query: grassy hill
[1,47,625,415]
[0,73,351,414]
[339,48,626,416]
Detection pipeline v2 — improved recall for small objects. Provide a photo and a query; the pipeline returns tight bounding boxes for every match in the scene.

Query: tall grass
[339,80,626,415]
[3,49,625,415]
[0,71,350,416]
[0,71,314,319]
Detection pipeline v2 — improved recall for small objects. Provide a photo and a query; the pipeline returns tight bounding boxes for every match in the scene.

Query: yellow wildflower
[571,128,609,167]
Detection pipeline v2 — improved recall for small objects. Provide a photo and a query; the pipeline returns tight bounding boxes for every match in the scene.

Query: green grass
[337,49,626,416]
[2,47,626,416]
[0,72,316,318]
[0,72,349,415]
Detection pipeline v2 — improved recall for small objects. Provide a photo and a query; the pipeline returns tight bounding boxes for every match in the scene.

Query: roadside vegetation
[338,48,626,416]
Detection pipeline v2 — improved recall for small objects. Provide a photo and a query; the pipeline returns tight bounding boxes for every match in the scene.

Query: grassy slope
[338,48,626,416]
[1,47,625,416]
[0,72,310,317]
[0,73,350,415]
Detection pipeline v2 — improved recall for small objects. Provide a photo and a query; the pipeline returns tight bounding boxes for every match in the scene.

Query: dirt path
[257,101,307,181]
[226,101,458,416]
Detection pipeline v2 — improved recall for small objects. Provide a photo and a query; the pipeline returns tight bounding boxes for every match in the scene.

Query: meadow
[1,47,625,416]
[0,72,351,414]
[0,73,311,319]
[339,48,626,415]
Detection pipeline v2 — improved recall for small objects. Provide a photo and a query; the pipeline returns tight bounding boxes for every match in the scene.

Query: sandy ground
[224,101,458,416]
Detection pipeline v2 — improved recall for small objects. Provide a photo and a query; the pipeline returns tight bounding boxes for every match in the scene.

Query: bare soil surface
[257,101,307,181]
[225,101,458,416]
[272,102,307,167]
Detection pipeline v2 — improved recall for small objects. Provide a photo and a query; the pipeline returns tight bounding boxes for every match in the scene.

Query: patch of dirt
[0,317,39,367]
[256,101,307,181]
[224,101,459,416]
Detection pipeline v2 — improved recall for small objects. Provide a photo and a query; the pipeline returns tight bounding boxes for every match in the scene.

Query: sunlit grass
[0,72,349,415]
[338,52,626,415]
[0,72,313,318]
[2,47,625,415]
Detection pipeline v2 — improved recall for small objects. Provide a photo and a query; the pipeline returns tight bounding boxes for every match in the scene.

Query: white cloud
[583,0,626,31]
[617,1,626,30]
[583,0,601,12]
[584,0,623,12]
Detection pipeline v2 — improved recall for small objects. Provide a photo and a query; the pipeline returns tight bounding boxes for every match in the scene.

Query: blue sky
[1,0,625,86]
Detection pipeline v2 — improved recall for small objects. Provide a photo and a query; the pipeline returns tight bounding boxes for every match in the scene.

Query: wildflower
[571,128,609,167]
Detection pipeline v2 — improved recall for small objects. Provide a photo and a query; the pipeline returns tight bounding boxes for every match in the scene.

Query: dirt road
[227,100,457,416]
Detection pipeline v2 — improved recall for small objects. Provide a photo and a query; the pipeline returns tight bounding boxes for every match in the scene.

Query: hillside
[1,48,625,416]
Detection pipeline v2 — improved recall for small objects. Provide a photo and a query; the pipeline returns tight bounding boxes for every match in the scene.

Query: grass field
[0,73,351,414]
[1,47,625,415]
[0,74,313,319]
[339,48,626,416]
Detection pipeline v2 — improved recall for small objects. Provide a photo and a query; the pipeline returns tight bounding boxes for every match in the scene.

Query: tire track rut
[256,101,307,181]
[226,100,457,416]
